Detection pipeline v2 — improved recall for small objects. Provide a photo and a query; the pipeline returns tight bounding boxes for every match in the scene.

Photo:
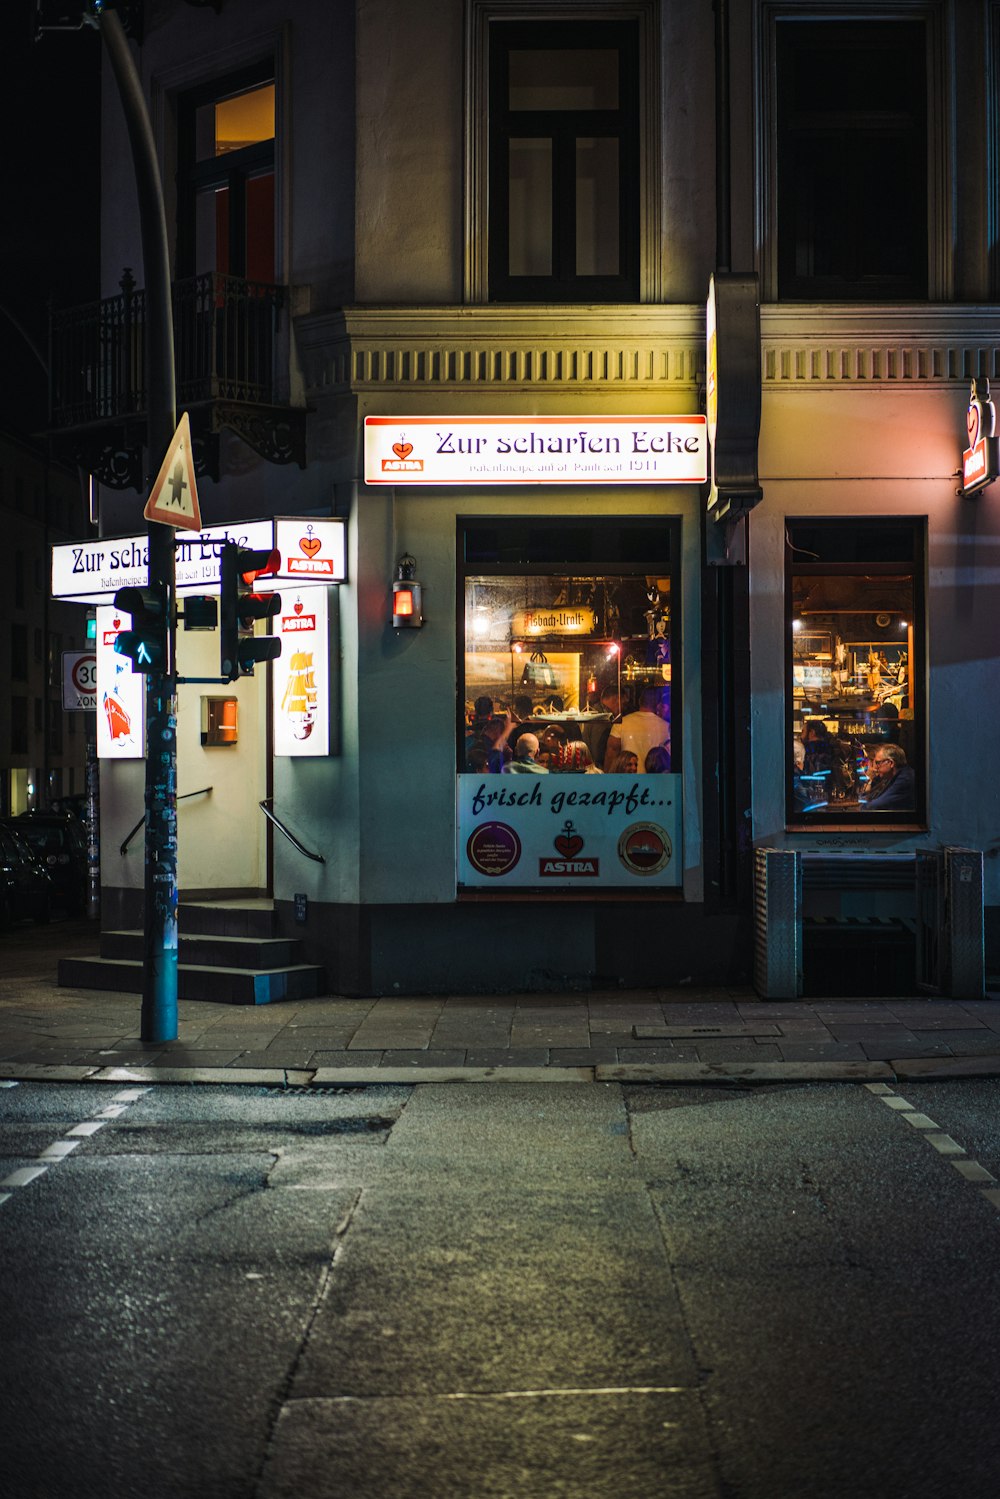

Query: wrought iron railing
[50,270,285,429]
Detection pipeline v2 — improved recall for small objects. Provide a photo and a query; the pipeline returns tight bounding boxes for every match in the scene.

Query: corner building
[56,1,1000,996]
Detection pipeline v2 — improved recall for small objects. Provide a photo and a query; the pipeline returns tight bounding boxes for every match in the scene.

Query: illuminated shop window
[786,520,926,826]
[459,519,679,774]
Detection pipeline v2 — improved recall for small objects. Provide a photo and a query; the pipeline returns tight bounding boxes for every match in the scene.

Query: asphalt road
[1,1077,999,1498]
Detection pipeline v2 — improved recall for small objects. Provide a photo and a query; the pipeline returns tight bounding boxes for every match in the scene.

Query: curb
[2,1055,1000,1086]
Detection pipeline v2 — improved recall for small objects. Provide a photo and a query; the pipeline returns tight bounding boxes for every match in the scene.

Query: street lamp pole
[95,4,178,1042]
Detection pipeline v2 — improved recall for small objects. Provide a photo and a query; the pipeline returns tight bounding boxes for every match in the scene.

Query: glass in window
[787,521,924,824]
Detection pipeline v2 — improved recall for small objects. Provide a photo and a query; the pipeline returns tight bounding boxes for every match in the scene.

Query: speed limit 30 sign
[63,651,97,711]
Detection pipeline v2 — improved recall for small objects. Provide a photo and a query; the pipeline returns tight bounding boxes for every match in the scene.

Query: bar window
[460,519,679,775]
[786,519,925,826]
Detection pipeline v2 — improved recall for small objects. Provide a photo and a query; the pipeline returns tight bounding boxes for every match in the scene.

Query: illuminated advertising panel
[95,604,144,759]
[272,588,330,757]
[457,773,682,888]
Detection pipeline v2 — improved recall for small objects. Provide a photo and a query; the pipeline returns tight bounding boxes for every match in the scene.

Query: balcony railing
[50,270,285,428]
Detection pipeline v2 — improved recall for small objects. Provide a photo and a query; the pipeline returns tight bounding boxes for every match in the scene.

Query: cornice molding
[296,303,1000,398]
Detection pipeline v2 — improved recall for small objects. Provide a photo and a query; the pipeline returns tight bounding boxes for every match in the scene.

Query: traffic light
[113,584,170,673]
[219,542,281,680]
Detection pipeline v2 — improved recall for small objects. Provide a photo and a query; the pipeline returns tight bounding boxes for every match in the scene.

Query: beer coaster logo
[618,822,672,876]
[467,821,521,877]
[540,821,599,877]
[382,432,424,473]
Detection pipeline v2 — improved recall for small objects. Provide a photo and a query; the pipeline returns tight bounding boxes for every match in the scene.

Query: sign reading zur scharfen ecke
[364,416,707,485]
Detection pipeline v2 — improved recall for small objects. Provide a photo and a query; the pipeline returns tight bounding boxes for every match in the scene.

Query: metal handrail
[119,786,213,856]
[259,799,326,863]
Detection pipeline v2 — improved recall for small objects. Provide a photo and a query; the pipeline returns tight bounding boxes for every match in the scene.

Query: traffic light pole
[98,7,179,1043]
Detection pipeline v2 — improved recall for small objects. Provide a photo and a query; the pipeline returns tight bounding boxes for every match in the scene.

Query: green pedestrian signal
[113,584,170,674]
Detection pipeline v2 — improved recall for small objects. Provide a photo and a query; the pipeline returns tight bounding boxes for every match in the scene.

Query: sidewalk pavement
[2,957,1000,1087]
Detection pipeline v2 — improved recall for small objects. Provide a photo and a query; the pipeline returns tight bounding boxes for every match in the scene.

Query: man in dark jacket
[862,743,916,809]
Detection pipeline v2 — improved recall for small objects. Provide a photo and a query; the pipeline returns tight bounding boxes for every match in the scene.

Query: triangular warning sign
[143,411,203,531]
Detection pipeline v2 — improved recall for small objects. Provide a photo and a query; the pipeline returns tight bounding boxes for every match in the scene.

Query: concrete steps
[57,900,326,1005]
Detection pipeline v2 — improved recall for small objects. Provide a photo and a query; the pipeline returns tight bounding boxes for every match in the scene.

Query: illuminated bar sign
[961,379,998,496]
[511,607,596,637]
[364,415,707,485]
[52,518,346,603]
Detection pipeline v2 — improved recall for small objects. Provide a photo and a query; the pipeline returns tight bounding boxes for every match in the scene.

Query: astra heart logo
[113,618,121,630]
[392,441,413,460]
[294,601,304,615]
[554,823,584,859]
[299,536,322,558]
[968,403,981,447]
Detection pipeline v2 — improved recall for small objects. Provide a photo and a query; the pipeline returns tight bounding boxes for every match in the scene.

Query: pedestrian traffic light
[113,584,170,673]
[219,542,282,680]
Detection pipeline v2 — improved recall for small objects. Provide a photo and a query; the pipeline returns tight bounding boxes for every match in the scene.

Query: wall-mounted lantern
[392,554,423,628]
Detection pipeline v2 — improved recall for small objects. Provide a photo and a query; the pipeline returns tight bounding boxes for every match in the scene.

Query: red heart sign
[967,405,980,446]
[392,442,413,459]
[299,536,321,558]
[294,602,304,615]
[554,833,584,858]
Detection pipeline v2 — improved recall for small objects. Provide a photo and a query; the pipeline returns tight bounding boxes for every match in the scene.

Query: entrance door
[176,626,272,897]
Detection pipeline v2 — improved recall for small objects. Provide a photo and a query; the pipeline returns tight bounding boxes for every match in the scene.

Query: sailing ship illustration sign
[272,588,330,756]
[95,604,144,759]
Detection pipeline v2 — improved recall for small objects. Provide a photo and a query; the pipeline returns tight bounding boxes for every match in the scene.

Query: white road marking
[0,1165,50,1188]
[870,1084,1000,1209]
[439,1386,689,1400]
[925,1133,965,1155]
[38,1140,82,1160]
[0,1087,151,1210]
[952,1160,996,1183]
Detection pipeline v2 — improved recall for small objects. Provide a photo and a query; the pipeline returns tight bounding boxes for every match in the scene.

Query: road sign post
[99,7,179,1044]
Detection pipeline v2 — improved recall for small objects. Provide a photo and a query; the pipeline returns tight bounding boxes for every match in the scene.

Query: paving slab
[633,1024,781,1039]
[774,1042,868,1062]
[891,1055,1000,1080]
[91,1065,316,1085]
[596,1061,895,1083]
[0,1063,101,1082]
[309,1066,594,1085]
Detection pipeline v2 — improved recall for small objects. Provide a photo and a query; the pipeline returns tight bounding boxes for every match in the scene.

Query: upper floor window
[773,18,929,300]
[176,64,275,282]
[488,19,639,302]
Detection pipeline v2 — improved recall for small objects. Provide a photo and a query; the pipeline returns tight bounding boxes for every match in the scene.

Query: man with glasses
[862,742,915,810]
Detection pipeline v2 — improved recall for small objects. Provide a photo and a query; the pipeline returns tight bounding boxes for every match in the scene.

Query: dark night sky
[0,3,101,439]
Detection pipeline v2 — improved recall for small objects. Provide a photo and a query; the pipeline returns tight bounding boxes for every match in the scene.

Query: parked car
[10,812,89,916]
[0,823,53,928]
